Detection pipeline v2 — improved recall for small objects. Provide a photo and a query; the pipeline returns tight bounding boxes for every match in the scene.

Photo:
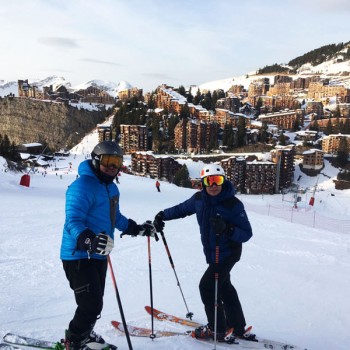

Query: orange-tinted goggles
[100,154,123,169]
[203,175,225,187]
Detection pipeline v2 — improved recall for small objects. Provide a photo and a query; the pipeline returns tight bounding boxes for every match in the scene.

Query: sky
[0,127,350,350]
[1,0,350,93]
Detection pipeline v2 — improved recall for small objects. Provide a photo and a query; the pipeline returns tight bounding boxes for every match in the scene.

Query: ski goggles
[100,154,123,169]
[202,175,225,187]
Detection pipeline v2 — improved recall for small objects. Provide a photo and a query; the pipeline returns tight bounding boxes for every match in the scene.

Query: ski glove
[210,214,230,235]
[91,233,114,255]
[138,220,157,238]
[153,211,165,232]
[77,229,114,255]
[121,219,157,238]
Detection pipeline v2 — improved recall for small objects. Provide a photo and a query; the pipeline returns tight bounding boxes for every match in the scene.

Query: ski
[144,305,202,327]
[112,320,307,349]
[111,320,188,337]
[144,307,307,350]
[2,334,64,350]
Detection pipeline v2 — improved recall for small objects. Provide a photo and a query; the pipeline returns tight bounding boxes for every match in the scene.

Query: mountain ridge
[1,41,350,97]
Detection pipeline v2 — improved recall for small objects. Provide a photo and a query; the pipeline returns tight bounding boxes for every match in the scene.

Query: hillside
[0,98,108,150]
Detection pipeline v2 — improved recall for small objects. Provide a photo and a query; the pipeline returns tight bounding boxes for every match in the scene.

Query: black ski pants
[63,258,107,337]
[199,252,246,334]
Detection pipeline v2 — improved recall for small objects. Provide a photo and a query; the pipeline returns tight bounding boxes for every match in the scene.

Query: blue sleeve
[115,206,129,232]
[228,202,253,243]
[64,181,94,240]
[163,194,197,221]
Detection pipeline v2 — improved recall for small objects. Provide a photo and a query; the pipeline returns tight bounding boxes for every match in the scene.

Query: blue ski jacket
[163,181,252,264]
[60,160,129,260]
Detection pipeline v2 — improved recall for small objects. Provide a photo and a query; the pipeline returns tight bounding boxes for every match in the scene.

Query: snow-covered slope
[0,130,349,350]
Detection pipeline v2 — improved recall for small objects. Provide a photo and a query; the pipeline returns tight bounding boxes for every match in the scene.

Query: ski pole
[159,229,193,320]
[213,232,220,350]
[107,255,133,350]
[147,235,156,339]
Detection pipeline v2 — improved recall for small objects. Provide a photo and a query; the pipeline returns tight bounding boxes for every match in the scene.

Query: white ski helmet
[200,163,225,178]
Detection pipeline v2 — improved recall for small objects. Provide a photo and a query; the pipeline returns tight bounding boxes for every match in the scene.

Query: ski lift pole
[27,145,48,175]
[159,229,193,320]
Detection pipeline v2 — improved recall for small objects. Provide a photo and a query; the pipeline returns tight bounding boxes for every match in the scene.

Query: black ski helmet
[91,140,124,170]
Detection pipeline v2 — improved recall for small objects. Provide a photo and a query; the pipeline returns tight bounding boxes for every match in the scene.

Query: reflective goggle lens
[100,154,123,169]
[203,175,225,187]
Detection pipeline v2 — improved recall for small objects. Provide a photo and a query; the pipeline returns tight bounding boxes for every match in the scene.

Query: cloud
[38,37,79,49]
[80,58,121,67]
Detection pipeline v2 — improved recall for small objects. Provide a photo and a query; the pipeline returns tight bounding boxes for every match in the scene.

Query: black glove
[153,211,165,232]
[210,215,229,235]
[77,229,114,255]
[121,219,157,239]
[138,220,157,238]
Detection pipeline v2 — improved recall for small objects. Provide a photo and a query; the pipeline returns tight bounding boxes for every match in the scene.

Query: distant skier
[60,140,156,350]
[155,180,161,192]
[153,164,255,343]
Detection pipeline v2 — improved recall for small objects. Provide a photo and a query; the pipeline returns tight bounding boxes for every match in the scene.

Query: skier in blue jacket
[153,163,255,343]
[61,140,156,350]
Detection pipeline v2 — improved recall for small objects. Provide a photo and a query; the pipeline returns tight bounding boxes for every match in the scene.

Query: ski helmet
[91,140,123,170]
[200,163,225,178]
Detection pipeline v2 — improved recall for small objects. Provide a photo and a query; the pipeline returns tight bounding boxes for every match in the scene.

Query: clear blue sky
[1,0,349,92]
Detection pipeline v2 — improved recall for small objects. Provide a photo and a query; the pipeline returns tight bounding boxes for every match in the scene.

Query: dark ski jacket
[60,160,129,260]
[163,181,252,264]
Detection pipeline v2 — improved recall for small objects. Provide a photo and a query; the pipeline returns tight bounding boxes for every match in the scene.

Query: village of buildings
[15,74,350,194]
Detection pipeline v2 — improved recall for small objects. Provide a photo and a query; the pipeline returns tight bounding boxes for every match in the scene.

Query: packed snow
[0,130,349,350]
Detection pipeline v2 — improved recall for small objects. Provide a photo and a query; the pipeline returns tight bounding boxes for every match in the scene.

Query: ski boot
[191,324,213,340]
[234,326,257,342]
[64,329,117,350]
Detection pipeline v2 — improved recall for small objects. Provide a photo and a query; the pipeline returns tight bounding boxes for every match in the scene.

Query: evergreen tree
[223,124,235,149]
[334,105,341,118]
[292,118,300,132]
[168,115,180,139]
[309,120,320,132]
[260,122,269,143]
[1,134,11,157]
[193,89,202,105]
[180,104,190,119]
[337,137,349,167]
[0,134,3,156]
[325,118,333,135]
[278,133,287,146]
[200,91,213,110]
[255,97,263,117]
[173,164,192,188]
[177,85,186,97]
[237,117,246,147]
[187,89,194,103]
[343,118,350,134]
[147,94,156,109]
[333,118,340,134]
[208,124,218,151]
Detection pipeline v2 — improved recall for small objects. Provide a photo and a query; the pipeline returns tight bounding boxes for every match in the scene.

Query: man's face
[100,164,119,177]
[205,183,222,196]
[203,175,224,196]
[99,154,122,177]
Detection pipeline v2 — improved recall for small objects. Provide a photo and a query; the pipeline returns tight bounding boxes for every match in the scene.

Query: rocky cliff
[0,97,108,150]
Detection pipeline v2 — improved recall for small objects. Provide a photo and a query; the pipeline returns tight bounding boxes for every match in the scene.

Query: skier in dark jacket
[61,140,156,350]
[153,163,254,342]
